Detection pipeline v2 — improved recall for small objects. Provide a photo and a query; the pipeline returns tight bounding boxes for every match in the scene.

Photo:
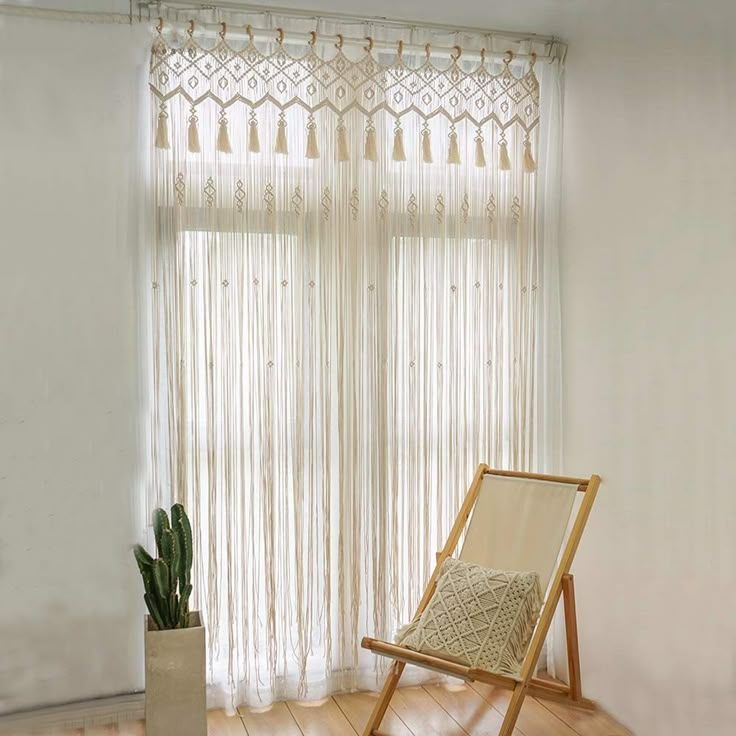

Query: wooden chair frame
[361,465,601,736]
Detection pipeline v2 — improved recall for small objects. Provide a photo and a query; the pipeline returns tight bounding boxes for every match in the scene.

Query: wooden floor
[52,683,629,736]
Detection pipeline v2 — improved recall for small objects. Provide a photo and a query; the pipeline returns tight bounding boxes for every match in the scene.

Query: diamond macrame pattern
[150,39,539,132]
[398,558,542,677]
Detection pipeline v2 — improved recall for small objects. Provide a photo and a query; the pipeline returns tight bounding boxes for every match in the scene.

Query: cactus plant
[134,503,194,630]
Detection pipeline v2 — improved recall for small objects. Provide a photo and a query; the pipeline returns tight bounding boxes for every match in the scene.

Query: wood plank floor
[44,685,629,736]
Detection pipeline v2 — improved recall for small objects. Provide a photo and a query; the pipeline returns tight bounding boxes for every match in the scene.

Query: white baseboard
[0,692,144,734]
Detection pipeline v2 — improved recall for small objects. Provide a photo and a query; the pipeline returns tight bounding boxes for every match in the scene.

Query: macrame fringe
[523,140,537,173]
[155,107,170,150]
[187,113,201,154]
[364,125,378,161]
[248,114,261,153]
[495,580,542,677]
[448,129,461,164]
[217,112,232,153]
[306,121,319,159]
[392,125,406,162]
[474,133,486,167]
[499,140,511,171]
[422,127,433,163]
[337,122,350,162]
[275,113,288,155]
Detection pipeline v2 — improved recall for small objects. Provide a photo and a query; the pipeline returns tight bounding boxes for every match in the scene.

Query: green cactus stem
[133,504,195,630]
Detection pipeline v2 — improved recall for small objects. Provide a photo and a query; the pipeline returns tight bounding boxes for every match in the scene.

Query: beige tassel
[306,115,319,159]
[447,125,461,164]
[336,120,349,162]
[364,122,377,161]
[216,110,232,153]
[275,112,288,155]
[474,130,486,167]
[523,139,537,173]
[392,122,406,162]
[155,105,170,150]
[421,124,433,163]
[187,109,201,154]
[499,140,511,170]
[248,111,260,153]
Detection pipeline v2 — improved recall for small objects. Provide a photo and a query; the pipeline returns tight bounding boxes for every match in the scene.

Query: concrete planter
[144,611,206,736]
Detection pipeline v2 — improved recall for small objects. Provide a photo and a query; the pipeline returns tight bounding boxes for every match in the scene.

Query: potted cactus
[133,504,206,736]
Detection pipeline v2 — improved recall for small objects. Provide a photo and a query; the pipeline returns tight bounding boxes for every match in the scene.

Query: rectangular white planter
[145,611,207,736]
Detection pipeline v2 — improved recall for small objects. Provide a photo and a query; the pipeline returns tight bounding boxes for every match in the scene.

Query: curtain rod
[157,19,550,63]
[0,2,565,62]
[138,1,562,46]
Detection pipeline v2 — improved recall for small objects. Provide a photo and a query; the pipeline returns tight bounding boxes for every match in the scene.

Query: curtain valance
[151,34,540,169]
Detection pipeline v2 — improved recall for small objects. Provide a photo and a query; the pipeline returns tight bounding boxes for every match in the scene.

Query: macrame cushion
[397,558,542,677]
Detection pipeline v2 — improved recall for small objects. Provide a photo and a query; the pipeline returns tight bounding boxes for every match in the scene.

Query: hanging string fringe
[364,120,377,161]
[421,123,433,163]
[306,114,319,159]
[155,104,170,150]
[447,124,461,164]
[275,112,289,155]
[499,139,512,171]
[523,139,537,173]
[187,108,201,153]
[217,110,232,153]
[474,129,486,167]
[337,119,349,162]
[392,121,406,162]
[248,111,260,153]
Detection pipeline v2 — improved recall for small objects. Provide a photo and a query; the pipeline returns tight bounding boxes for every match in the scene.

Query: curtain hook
[156,17,164,34]
[398,39,404,60]
[187,20,194,38]
[425,43,431,62]
[479,47,486,65]
[219,22,227,41]
[309,31,317,47]
[276,27,284,45]
[451,45,462,61]
[335,33,344,50]
[504,49,514,64]
[364,36,374,53]
[530,51,537,69]
[246,24,254,43]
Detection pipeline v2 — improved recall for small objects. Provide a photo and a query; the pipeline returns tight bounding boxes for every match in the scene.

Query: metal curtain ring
[335,33,344,50]
[219,22,226,40]
[364,36,374,52]
[156,17,164,34]
[451,45,462,61]
[276,27,284,45]
[504,49,514,63]
[309,31,317,46]
[246,24,254,43]
[425,43,431,61]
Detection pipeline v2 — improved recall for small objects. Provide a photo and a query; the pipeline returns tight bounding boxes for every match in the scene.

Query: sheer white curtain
[147,9,564,709]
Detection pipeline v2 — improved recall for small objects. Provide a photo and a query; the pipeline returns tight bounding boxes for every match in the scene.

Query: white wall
[0,16,150,712]
[559,4,736,735]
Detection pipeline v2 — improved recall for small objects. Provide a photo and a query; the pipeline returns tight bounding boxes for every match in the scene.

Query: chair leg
[562,573,583,702]
[498,682,527,736]
[362,661,405,736]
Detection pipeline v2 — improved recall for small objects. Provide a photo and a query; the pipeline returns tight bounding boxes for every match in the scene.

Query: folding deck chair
[361,465,601,736]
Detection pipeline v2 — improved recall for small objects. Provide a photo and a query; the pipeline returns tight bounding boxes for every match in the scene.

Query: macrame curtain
[147,9,564,710]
